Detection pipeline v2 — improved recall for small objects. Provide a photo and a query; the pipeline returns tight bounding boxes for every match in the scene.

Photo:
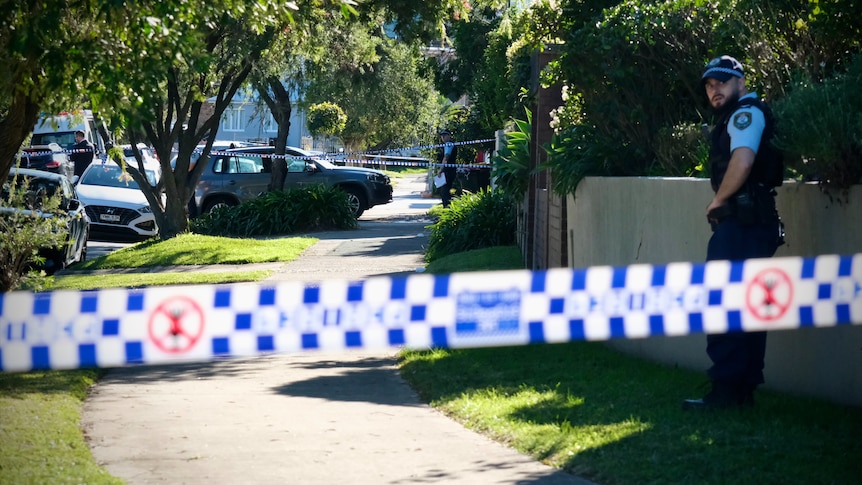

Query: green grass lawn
[50,270,274,291]
[383,166,429,178]
[71,233,317,270]
[425,245,523,274]
[400,344,862,484]
[401,247,862,485]
[0,370,124,484]
[1,234,315,484]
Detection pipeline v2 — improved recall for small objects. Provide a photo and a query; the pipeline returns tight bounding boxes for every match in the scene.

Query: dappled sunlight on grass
[399,343,862,483]
[51,270,273,290]
[441,385,651,468]
[73,233,317,269]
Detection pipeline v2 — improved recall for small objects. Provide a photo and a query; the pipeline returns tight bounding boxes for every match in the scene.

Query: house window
[264,113,279,133]
[223,106,244,132]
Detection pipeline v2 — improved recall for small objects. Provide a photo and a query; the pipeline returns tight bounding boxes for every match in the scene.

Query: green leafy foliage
[545,0,861,194]
[468,10,535,133]
[427,2,540,139]
[431,104,490,167]
[430,5,498,102]
[554,0,724,186]
[356,0,470,43]
[772,54,862,190]
[190,185,358,238]
[0,173,67,292]
[425,189,516,262]
[491,109,532,199]
[305,40,444,151]
[307,102,347,136]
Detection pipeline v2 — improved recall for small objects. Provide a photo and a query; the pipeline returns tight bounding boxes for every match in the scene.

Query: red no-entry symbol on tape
[746,268,793,322]
[148,297,205,353]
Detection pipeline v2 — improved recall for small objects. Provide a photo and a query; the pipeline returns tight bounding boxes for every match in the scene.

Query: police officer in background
[71,130,95,177]
[436,129,458,208]
[683,55,785,410]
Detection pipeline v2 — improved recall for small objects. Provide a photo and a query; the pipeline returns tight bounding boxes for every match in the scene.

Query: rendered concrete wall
[566,177,862,407]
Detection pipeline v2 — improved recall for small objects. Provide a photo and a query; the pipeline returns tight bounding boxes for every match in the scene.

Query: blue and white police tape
[19,137,495,160]
[19,147,96,157]
[205,150,492,170]
[195,137,495,160]
[2,253,859,373]
[327,138,496,158]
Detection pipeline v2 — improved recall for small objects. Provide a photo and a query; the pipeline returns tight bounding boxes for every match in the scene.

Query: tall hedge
[546,0,861,193]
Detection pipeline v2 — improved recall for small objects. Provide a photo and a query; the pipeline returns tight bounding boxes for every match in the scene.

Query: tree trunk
[258,77,293,191]
[91,110,114,153]
[158,192,191,239]
[0,90,41,181]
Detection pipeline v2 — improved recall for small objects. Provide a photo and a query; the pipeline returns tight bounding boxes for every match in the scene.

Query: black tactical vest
[709,96,783,192]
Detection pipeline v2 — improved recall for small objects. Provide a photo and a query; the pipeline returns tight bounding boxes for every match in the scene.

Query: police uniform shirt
[442,142,454,160]
[728,92,766,154]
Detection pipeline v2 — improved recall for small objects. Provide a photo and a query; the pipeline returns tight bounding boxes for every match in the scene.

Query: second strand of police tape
[19,138,497,169]
[1,253,860,373]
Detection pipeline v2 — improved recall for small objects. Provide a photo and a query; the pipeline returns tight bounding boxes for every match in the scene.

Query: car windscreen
[81,164,157,189]
[31,132,77,150]
[123,147,155,160]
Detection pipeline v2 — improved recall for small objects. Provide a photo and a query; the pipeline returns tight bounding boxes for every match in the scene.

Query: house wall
[213,100,309,148]
[565,177,862,406]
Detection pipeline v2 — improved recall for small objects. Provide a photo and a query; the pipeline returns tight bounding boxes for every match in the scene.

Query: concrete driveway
[81,172,591,484]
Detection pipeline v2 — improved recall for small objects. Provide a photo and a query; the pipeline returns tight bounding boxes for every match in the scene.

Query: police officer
[71,130,95,177]
[683,55,784,410]
[436,130,458,208]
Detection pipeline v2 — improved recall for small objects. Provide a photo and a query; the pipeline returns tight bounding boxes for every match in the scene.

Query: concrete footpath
[81,173,592,484]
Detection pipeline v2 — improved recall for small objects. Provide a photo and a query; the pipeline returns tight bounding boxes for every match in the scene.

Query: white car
[76,160,161,241]
[120,143,159,166]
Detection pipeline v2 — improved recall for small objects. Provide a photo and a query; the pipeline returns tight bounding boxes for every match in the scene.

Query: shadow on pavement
[303,220,430,241]
[97,354,427,408]
[97,356,283,383]
[332,234,429,258]
[271,356,423,407]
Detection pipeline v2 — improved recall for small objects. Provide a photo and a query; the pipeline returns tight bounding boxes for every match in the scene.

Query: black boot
[683,381,752,411]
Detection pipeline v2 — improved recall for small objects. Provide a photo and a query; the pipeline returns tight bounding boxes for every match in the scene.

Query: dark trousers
[705,215,780,389]
[440,183,453,207]
[72,155,94,177]
[440,168,457,208]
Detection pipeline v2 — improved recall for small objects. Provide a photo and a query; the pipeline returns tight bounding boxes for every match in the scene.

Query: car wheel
[44,252,65,276]
[202,197,237,214]
[343,187,366,218]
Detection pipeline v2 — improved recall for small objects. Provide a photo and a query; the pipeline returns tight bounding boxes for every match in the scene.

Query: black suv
[193,146,392,218]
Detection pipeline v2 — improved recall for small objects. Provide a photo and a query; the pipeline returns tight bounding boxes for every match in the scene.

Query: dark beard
[713,92,741,118]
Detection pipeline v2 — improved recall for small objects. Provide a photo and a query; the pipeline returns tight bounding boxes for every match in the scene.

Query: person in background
[683,55,785,411]
[71,130,95,177]
[435,130,458,208]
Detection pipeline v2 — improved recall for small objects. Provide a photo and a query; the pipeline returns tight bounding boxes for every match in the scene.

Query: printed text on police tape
[1,253,859,372]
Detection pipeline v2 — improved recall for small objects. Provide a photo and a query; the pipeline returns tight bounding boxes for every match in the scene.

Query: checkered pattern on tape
[1,254,860,372]
[798,254,861,326]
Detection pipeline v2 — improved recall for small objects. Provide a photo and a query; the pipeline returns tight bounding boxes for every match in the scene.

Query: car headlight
[366,173,389,184]
[139,205,152,213]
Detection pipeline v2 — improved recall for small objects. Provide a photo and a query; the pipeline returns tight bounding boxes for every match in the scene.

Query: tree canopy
[1,0,467,239]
